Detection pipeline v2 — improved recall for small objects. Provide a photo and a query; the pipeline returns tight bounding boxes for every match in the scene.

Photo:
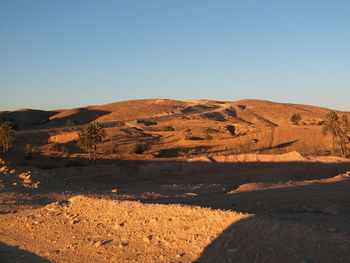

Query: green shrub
[162,125,175,131]
[184,128,192,140]
[24,144,35,159]
[204,134,213,140]
[66,119,76,126]
[204,127,213,140]
[290,113,302,125]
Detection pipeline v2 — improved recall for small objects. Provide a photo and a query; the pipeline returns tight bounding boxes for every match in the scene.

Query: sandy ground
[1,155,350,262]
[1,195,350,263]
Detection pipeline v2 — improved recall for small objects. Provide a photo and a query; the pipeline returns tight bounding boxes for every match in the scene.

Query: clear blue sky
[1,0,349,111]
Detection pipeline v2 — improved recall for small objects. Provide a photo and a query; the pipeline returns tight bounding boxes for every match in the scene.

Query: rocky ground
[1,156,350,262]
[1,195,350,263]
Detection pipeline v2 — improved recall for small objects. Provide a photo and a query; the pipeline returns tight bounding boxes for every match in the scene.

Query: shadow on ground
[0,242,50,263]
[194,215,350,263]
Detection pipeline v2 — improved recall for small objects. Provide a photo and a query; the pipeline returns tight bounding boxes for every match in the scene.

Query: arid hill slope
[4,98,350,162]
[3,98,349,129]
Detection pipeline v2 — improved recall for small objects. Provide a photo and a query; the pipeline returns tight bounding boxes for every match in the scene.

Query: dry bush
[133,143,151,154]
[162,125,175,131]
[204,134,213,140]
[204,127,213,140]
[101,143,119,154]
[24,144,35,159]
[290,113,302,125]
[183,128,192,140]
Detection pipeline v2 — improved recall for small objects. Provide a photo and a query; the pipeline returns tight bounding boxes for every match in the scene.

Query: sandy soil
[1,195,350,263]
[1,156,350,262]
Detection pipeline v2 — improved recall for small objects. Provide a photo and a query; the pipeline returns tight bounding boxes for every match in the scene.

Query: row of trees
[322,111,349,157]
[290,111,350,156]
[0,121,106,164]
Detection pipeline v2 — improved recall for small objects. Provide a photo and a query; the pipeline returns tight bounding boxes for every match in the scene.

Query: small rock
[119,242,128,248]
[143,235,153,242]
[323,205,339,215]
[328,227,337,232]
[184,192,198,196]
[69,219,80,225]
[227,248,238,253]
[95,241,103,247]
[113,222,126,229]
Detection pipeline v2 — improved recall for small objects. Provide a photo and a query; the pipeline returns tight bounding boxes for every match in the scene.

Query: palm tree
[77,126,93,161]
[0,122,15,156]
[339,115,350,157]
[77,122,106,164]
[89,122,106,164]
[322,111,342,155]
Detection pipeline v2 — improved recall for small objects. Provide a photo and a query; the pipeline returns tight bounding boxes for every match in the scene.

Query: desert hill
[5,98,349,163]
[2,98,349,129]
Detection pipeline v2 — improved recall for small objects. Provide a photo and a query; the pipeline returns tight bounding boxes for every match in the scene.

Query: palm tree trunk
[93,145,96,165]
[331,133,335,155]
[345,141,348,157]
[3,142,7,157]
[340,139,347,157]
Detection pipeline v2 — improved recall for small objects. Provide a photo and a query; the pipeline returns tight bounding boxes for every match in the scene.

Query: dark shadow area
[0,195,56,214]
[10,154,350,185]
[225,125,236,135]
[187,136,204,141]
[201,112,227,121]
[0,110,58,130]
[43,109,111,128]
[0,242,51,263]
[259,139,299,152]
[181,105,214,113]
[14,131,51,148]
[194,215,350,263]
[135,119,158,126]
[155,146,212,158]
